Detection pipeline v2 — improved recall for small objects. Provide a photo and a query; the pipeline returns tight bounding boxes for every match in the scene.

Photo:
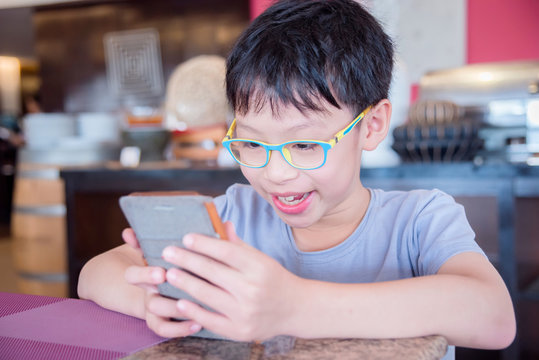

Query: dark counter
[60,161,539,300]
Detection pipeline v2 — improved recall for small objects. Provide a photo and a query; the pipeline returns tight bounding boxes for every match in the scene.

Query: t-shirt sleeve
[212,183,266,243]
[412,190,486,276]
[213,184,237,225]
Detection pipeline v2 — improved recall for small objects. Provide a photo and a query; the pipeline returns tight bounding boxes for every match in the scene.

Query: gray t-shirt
[214,183,485,359]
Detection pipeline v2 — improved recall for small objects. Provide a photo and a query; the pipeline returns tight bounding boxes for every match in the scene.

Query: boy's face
[235,102,369,230]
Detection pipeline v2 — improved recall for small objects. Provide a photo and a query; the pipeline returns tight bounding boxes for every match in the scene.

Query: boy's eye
[246,141,261,149]
[293,142,318,151]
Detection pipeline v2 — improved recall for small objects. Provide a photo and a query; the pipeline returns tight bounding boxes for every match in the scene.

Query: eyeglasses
[221,106,372,170]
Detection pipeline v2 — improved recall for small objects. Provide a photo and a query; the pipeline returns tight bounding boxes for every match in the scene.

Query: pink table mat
[0,292,166,359]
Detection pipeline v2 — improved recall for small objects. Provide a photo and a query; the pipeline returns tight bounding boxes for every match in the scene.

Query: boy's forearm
[78,245,146,319]
[285,273,515,349]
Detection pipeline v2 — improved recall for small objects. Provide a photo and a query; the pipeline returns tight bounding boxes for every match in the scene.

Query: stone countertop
[123,335,448,360]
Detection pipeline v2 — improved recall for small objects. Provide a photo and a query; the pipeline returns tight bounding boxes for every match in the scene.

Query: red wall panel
[467,0,539,63]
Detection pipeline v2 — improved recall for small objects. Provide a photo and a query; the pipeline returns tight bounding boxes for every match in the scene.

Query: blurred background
[0,0,538,359]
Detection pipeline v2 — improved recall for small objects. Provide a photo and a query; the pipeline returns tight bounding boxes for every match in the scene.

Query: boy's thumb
[224,221,243,245]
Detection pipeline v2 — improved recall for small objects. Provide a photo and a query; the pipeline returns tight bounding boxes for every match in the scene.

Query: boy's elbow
[480,307,516,350]
[491,291,517,350]
[77,262,90,299]
[77,256,101,300]
[491,313,516,350]
[460,290,517,350]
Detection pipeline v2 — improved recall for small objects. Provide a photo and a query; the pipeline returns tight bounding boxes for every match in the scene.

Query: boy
[78,0,515,358]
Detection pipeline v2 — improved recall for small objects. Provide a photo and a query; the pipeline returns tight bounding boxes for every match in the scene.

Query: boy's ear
[362,99,392,151]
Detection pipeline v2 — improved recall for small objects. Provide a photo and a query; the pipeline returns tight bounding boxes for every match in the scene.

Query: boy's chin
[274,210,319,229]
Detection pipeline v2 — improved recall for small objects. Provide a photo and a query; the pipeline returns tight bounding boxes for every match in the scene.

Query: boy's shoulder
[372,187,454,204]
[217,185,459,215]
[368,187,461,221]
[214,184,284,244]
[215,183,273,216]
[223,183,263,202]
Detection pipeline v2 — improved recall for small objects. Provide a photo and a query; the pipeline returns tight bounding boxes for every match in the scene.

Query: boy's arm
[287,251,515,349]
[165,232,515,349]
[78,244,151,319]
[78,239,205,338]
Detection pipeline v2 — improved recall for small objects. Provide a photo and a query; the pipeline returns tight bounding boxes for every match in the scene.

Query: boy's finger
[146,312,201,339]
[182,233,254,272]
[224,221,244,245]
[166,267,236,315]
[125,265,165,286]
[176,299,229,338]
[162,246,243,296]
[146,292,191,319]
[122,228,140,249]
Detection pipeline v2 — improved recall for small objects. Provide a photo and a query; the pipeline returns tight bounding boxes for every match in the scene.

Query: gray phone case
[119,193,227,339]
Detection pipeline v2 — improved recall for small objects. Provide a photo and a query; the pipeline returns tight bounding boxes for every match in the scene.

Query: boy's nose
[263,150,299,183]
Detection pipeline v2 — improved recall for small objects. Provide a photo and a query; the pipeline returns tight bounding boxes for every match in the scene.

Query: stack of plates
[77,112,120,143]
[20,113,121,166]
[23,113,76,149]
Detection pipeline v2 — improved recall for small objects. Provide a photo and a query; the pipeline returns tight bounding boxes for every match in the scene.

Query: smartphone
[119,191,228,338]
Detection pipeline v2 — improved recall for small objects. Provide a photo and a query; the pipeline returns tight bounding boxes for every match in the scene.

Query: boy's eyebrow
[236,120,314,137]
[235,122,263,136]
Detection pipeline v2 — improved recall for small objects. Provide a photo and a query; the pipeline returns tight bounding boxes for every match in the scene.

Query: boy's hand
[161,222,302,341]
[122,228,142,251]
[122,228,202,338]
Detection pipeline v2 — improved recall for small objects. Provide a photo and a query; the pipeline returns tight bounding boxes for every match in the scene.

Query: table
[0,292,448,360]
[125,336,448,360]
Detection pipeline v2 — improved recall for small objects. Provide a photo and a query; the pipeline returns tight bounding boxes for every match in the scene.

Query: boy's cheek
[239,167,258,186]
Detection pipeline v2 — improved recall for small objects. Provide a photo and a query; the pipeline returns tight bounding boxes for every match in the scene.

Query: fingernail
[183,235,194,247]
[190,323,202,333]
[152,269,162,282]
[162,247,175,260]
[167,269,178,281]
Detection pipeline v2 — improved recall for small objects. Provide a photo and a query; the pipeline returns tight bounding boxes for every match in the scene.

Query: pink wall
[249,0,271,20]
[467,0,539,63]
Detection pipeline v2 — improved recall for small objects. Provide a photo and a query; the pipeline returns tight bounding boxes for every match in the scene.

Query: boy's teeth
[278,193,308,205]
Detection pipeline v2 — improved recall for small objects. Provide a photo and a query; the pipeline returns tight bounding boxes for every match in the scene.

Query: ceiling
[0,0,85,9]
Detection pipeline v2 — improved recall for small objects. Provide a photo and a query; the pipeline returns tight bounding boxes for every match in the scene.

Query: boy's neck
[291,187,371,252]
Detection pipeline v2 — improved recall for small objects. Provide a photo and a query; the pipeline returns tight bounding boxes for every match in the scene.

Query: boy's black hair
[226,0,394,117]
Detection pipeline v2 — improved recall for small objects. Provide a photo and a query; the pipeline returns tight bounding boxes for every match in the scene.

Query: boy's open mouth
[278,193,309,205]
[272,191,313,214]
